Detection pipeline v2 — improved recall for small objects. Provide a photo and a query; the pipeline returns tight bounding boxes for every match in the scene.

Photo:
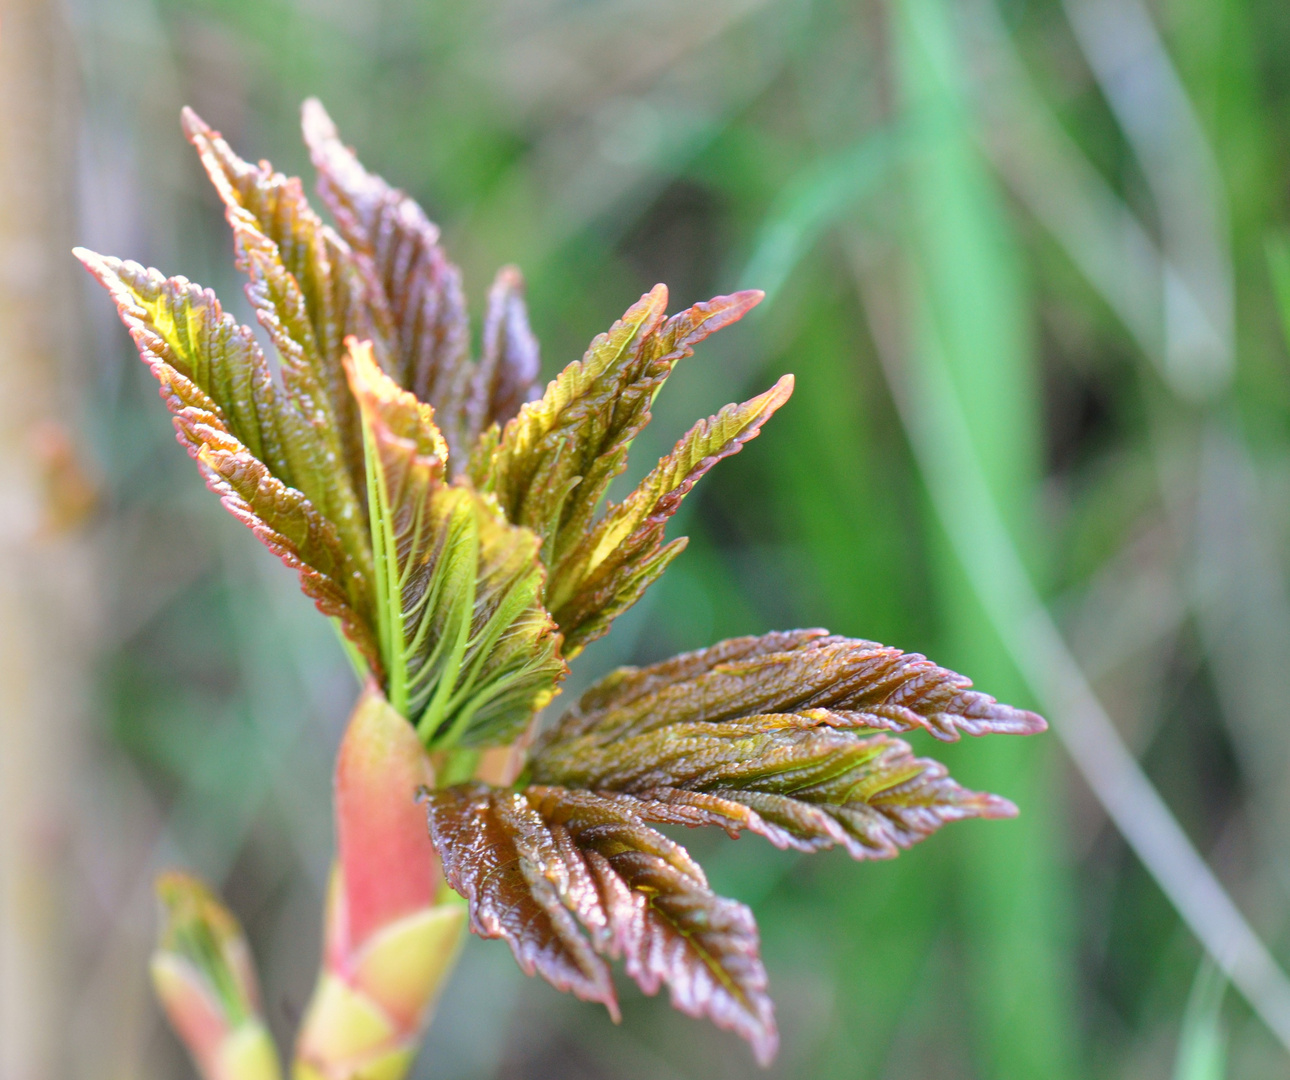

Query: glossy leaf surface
[530,630,1040,857]
[542,628,1046,745]
[423,782,776,1064]
[533,714,1015,859]
[183,107,379,492]
[547,374,795,654]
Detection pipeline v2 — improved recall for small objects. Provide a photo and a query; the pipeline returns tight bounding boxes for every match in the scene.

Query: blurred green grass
[65,0,1290,1076]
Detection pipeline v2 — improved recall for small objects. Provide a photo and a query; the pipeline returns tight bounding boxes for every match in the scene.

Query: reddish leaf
[542,629,1046,745]
[469,265,542,438]
[302,99,471,464]
[548,375,795,655]
[75,250,380,674]
[423,782,777,1063]
[532,714,1016,859]
[183,107,382,493]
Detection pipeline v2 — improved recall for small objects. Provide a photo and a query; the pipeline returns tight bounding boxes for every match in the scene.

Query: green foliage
[81,97,1045,1064]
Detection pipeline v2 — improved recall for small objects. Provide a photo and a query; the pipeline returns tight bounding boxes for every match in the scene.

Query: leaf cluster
[81,101,1046,1064]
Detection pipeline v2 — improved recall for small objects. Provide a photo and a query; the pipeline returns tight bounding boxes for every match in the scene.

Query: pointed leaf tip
[531,630,1043,860]
[151,872,282,1080]
[180,104,212,141]
[425,783,777,1061]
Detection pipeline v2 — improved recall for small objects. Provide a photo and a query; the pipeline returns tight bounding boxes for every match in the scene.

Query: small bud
[150,872,282,1080]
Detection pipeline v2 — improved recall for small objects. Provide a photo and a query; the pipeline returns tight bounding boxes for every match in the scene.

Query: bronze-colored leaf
[529,630,1041,861]
[472,286,765,646]
[423,782,776,1064]
[547,375,795,655]
[475,285,669,550]
[183,106,381,493]
[531,713,1016,859]
[302,98,472,463]
[468,265,542,440]
[76,250,380,674]
[541,629,1046,745]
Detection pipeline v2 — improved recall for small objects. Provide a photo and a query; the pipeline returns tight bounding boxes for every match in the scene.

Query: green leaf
[302,98,472,465]
[531,714,1015,859]
[346,341,564,746]
[547,374,795,655]
[473,286,764,646]
[530,631,1038,858]
[75,249,381,675]
[422,781,776,1064]
[473,285,669,544]
[183,106,381,495]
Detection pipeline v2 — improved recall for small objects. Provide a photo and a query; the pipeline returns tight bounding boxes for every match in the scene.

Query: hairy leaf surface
[423,782,776,1063]
[303,98,473,464]
[76,250,380,673]
[346,341,564,746]
[548,374,794,654]
[473,287,764,649]
[531,714,1015,859]
[183,107,379,491]
[542,629,1046,745]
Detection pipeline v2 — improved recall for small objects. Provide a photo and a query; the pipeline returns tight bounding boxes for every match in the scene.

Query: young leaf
[547,374,795,655]
[541,628,1046,745]
[468,264,542,441]
[528,631,1041,859]
[423,782,777,1064]
[302,98,472,464]
[346,340,564,746]
[472,287,765,647]
[151,873,282,1080]
[75,250,381,675]
[474,285,669,546]
[531,714,1015,859]
[552,290,765,562]
[182,107,381,493]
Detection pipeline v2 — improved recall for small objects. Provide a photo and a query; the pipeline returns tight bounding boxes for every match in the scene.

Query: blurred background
[4,0,1290,1076]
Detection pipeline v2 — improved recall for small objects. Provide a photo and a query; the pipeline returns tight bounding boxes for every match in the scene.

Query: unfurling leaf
[302,98,476,465]
[296,684,467,1080]
[75,250,381,675]
[423,782,777,1065]
[346,340,564,746]
[472,286,765,651]
[151,873,281,1080]
[547,374,795,654]
[84,100,1047,1072]
[183,107,381,494]
[528,629,1041,857]
[471,265,542,439]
